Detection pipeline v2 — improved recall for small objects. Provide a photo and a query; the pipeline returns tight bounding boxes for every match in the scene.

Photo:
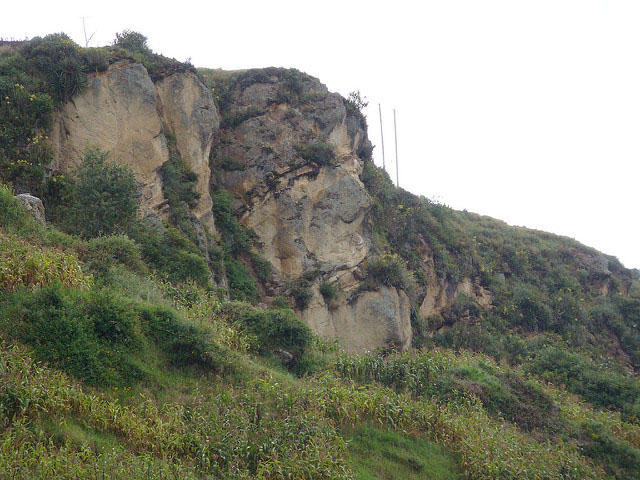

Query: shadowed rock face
[50,61,219,231]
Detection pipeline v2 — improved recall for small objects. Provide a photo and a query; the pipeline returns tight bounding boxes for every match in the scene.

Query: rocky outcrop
[50,61,219,230]
[156,73,219,230]
[15,194,45,224]
[214,71,372,279]
[303,284,412,354]
[210,69,414,352]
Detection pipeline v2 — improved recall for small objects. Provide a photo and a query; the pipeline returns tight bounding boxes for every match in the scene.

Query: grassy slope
[345,425,462,480]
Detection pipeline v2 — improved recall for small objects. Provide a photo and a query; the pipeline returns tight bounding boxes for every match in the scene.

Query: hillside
[1,32,640,479]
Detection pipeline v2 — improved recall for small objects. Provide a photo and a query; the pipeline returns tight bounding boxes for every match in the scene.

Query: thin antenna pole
[82,17,89,47]
[378,103,386,170]
[393,108,399,187]
[81,17,95,47]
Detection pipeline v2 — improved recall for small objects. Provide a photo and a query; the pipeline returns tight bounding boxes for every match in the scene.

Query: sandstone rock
[302,284,412,353]
[50,61,168,213]
[244,166,371,278]
[50,61,220,233]
[156,73,219,231]
[15,194,45,224]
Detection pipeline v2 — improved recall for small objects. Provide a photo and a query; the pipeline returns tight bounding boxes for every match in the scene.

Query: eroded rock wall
[212,69,412,352]
[50,60,219,231]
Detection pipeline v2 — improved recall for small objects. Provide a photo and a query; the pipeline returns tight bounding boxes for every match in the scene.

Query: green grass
[345,425,462,480]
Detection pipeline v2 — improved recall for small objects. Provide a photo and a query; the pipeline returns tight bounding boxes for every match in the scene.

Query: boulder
[15,193,45,224]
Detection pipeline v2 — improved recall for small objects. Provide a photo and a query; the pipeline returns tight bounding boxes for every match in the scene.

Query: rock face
[50,61,219,230]
[156,73,219,230]
[212,69,411,352]
[15,194,45,224]
[214,72,372,278]
[303,285,412,354]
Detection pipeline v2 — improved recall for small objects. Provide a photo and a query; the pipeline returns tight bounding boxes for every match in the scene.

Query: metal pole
[393,109,399,187]
[82,17,89,47]
[378,103,386,170]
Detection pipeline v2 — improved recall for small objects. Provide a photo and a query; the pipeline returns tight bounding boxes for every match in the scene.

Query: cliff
[43,60,635,355]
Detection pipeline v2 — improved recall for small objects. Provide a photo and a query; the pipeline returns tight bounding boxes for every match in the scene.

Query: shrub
[140,303,232,373]
[319,280,339,310]
[512,284,553,331]
[0,183,28,230]
[579,419,640,478]
[283,68,304,95]
[113,30,151,55]
[160,140,200,210]
[220,106,263,128]
[64,147,138,239]
[344,90,368,131]
[225,257,258,302]
[0,79,54,192]
[296,140,336,166]
[210,188,253,255]
[289,278,313,309]
[218,156,246,171]
[133,224,210,287]
[86,288,138,346]
[85,234,147,276]
[526,346,640,418]
[319,281,338,301]
[366,253,414,291]
[159,134,201,242]
[251,253,273,284]
[0,284,143,386]
[237,307,312,361]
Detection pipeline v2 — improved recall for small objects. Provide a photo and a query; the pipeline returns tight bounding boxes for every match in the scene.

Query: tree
[68,147,138,238]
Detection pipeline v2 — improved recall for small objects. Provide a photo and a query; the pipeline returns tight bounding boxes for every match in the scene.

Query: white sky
[4,0,639,268]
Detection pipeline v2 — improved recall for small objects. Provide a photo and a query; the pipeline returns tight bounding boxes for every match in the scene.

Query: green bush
[17,34,82,101]
[366,253,414,292]
[220,106,263,128]
[64,147,138,239]
[86,288,138,346]
[0,79,54,193]
[132,224,210,287]
[237,307,312,361]
[210,188,253,255]
[526,346,640,418]
[319,281,338,301]
[159,134,201,243]
[0,183,28,230]
[252,253,273,284]
[296,140,336,166]
[140,303,232,373]
[289,278,313,309]
[217,156,246,171]
[225,257,258,302]
[0,232,92,292]
[113,30,151,55]
[85,234,147,276]
[0,284,143,386]
[579,419,640,479]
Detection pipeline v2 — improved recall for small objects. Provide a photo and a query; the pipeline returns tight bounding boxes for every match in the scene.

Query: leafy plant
[296,140,336,166]
[64,147,138,239]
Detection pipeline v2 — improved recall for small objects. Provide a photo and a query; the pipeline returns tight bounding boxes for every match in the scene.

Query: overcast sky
[4,0,639,268]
